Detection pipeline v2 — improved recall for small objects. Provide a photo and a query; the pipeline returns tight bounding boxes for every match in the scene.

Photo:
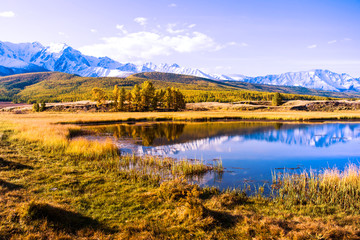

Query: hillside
[0,71,359,103]
[128,72,237,90]
[132,72,360,98]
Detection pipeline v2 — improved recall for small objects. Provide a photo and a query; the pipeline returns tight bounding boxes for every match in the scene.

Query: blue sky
[0,0,359,77]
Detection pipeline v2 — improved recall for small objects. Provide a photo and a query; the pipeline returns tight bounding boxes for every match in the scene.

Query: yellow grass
[1,113,119,158]
[66,137,118,159]
[2,110,360,125]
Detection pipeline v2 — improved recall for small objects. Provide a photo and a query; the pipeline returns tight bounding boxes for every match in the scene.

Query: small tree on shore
[131,84,141,111]
[140,81,156,111]
[174,89,186,110]
[33,103,40,112]
[126,92,132,111]
[119,87,126,111]
[272,92,283,106]
[113,85,119,110]
[165,87,173,110]
[39,101,46,112]
[92,88,106,106]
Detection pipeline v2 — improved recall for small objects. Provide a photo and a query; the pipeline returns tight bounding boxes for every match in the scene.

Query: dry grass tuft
[66,137,118,159]
[273,163,360,211]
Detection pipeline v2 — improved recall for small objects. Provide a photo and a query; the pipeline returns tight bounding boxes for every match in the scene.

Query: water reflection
[85,122,360,190]
[91,123,185,146]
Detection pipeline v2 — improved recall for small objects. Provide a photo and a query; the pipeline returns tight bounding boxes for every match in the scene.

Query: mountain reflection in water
[85,122,360,190]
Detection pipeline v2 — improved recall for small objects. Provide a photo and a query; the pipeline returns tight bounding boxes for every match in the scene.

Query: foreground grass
[2,111,360,239]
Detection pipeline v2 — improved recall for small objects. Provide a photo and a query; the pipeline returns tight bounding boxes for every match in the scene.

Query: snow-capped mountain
[0,41,227,79]
[242,70,360,92]
[1,41,360,92]
[0,41,47,76]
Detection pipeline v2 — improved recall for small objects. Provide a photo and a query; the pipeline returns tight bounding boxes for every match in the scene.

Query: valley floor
[1,111,360,239]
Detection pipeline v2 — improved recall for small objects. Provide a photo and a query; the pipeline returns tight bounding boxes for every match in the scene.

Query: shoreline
[69,117,360,126]
[3,109,360,125]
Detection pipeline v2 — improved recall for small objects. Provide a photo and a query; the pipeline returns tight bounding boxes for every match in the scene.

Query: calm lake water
[85,121,360,190]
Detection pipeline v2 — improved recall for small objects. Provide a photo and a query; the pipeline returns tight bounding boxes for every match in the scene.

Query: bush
[32,103,40,112]
[272,92,283,106]
[39,101,46,112]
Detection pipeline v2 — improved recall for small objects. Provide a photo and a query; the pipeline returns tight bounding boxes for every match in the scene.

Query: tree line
[184,90,331,103]
[92,81,186,112]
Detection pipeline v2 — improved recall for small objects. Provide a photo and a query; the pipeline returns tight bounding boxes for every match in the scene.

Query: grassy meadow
[2,111,360,239]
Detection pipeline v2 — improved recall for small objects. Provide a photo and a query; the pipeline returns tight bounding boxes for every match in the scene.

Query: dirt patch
[288,100,360,111]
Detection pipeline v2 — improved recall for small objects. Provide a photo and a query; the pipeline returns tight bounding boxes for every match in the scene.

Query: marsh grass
[119,154,224,181]
[66,137,118,160]
[171,159,211,176]
[272,164,360,211]
[12,121,69,150]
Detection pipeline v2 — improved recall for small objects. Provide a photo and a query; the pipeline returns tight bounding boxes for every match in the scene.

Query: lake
[84,121,360,190]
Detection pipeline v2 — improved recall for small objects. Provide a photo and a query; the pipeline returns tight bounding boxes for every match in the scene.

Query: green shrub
[272,92,283,106]
[32,103,40,112]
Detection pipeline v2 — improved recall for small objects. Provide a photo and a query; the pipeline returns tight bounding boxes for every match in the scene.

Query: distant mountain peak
[31,41,44,48]
[46,43,69,54]
[243,69,360,92]
[170,63,180,68]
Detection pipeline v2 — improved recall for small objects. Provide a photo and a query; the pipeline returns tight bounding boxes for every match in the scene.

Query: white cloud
[328,40,337,44]
[168,3,177,7]
[307,44,317,49]
[166,24,185,34]
[225,42,247,47]
[90,29,97,33]
[0,11,15,18]
[188,24,196,28]
[344,38,352,41]
[134,17,147,26]
[116,24,128,34]
[80,31,225,62]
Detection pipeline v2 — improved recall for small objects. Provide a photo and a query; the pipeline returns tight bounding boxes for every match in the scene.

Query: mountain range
[0,41,360,92]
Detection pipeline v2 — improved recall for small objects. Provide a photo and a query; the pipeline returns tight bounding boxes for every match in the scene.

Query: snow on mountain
[223,74,248,81]
[142,63,241,80]
[143,63,209,78]
[46,43,69,54]
[0,41,47,75]
[1,40,360,92]
[243,70,360,92]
